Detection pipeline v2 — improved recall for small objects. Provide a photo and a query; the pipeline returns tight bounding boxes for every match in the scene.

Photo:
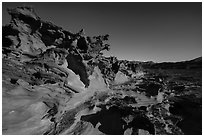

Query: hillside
[2,6,202,135]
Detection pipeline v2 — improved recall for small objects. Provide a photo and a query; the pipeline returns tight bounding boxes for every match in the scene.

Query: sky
[2,2,202,62]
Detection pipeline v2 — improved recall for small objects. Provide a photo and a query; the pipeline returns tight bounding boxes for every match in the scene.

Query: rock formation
[2,6,202,135]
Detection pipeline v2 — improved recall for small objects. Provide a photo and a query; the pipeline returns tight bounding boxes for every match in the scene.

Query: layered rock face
[2,7,202,135]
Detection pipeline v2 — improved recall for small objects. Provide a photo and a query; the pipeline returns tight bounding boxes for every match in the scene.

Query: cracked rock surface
[2,6,202,135]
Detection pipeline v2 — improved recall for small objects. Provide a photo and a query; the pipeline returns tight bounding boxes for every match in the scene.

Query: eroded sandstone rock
[2,6,201,135]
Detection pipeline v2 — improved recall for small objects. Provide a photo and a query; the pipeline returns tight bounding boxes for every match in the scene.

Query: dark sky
[2,2,202,62]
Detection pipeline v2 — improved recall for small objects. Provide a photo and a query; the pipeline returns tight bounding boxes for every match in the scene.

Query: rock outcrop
[2,6,202,135]
[3,6,112,134]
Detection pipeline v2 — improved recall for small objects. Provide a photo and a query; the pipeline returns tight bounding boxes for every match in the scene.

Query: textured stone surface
[2,6,202,135]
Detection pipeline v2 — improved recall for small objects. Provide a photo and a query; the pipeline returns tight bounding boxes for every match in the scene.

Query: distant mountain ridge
[146,57,202,69]
[188,57,202,63]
